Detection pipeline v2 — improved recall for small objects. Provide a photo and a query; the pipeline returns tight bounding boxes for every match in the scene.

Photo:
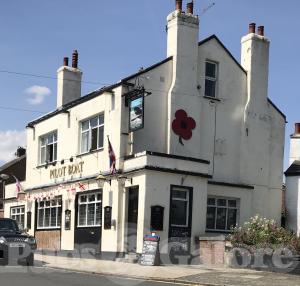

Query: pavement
[34,253,300,286]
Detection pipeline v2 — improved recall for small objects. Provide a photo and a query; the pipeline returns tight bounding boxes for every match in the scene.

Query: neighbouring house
[0,147,26,222]
[285,123,300,234]
[4,1,285,264]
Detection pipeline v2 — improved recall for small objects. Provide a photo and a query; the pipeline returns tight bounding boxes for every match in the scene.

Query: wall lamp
[96,174,111,188]
[117,175,133,186]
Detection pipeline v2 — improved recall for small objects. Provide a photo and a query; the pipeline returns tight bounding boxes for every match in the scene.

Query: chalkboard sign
[151,205,164,231]
[104,206,112,229]
[140,235,160,266]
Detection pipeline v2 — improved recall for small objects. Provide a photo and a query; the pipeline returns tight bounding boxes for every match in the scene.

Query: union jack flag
[108,137,116,174]
[11,175,22,199]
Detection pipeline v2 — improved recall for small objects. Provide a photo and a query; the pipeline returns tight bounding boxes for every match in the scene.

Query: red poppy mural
[172,109,196,145]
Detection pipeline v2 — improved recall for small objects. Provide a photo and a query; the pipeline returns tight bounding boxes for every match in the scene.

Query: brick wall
[35,230,61,251]
[199,237,226,265]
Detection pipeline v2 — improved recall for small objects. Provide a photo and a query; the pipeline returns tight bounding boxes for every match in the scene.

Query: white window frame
[39,131,57,165]
[204,60,218,98]
[77,192,102,227]
[37,198,62,229]
[206,196,239,232]
[10,206,25,229]
[170,187,189,228]
[80,114,104,154]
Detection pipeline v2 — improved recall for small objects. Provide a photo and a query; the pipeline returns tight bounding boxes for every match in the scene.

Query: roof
[198,35,247,74]
[0,155,26,173]
[26,34,286,127]
[199,35,286,120]
[285,161,300,176]
[26,56,173,128]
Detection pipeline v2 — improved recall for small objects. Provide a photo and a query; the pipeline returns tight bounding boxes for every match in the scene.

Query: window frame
[10,205,25,229]
[77,192,102,228]
[80,114,104,154]
[37,198,62,230]
[206,196,239,232]
[170,187,190,228]
[39,130,58,165]
[204,60,218,98]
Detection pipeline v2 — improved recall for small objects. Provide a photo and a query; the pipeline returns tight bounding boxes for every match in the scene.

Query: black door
[169,185,193,262]
[127,187,139,253]
[74,191,102,255]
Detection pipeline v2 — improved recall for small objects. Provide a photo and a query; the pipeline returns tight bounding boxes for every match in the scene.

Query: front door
[127,187,139,253]
[74,191,102,255]
[169,185,193,261]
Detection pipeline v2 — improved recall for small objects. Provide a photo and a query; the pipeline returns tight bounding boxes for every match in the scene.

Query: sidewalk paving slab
[35,254,300,286]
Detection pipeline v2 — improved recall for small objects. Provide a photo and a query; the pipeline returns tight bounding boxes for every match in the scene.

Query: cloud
[25,85,51,105]
[0,130,26,163]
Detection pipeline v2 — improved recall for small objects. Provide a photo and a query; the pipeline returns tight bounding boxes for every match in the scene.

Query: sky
[0,0,299,171]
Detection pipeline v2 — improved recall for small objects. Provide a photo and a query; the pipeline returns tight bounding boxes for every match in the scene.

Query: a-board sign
[140,234,160,266]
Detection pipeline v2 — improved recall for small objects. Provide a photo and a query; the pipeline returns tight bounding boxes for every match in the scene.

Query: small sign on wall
[151,205,164,231]
[104,206,112,229]
[65,209,71,230]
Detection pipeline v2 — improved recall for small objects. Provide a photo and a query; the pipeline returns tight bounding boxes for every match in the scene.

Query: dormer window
[205,61,218,98]
[40,131,57,164]
[80,114,104,154]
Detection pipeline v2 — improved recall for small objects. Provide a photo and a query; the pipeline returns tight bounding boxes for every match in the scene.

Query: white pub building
[4,1,285,263]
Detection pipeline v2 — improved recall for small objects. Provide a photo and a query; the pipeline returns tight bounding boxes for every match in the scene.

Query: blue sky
[0,0,298,170]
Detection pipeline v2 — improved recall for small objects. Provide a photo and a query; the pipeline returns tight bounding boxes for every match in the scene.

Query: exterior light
[0,174,9,181]
[0,236,6,244]
[96,174,111,188]
[117,175,132,185]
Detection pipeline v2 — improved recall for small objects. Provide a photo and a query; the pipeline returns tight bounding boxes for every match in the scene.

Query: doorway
[127,187,139,253]
[169,185,193,261]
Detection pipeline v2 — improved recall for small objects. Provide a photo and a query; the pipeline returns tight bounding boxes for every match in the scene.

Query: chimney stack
[257,26,265,36]
[175,0,182,11]
[186,2,194,14]
[72,50,78,68]
[249,23,256,34]
[63,57,69,66]
[57,50,82,108]
[241,23,270,110]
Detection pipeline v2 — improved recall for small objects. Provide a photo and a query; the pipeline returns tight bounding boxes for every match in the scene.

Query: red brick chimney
[72,50,78,68]
[186,2,194,14]
[175,0,182,11]
[249,23,256,34]
[257,26,265,36]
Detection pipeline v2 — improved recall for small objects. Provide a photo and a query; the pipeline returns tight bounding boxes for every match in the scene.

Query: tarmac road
[0,266,194,286]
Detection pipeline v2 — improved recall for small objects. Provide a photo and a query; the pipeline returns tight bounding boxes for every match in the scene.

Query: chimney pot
[257,26,265,36]
[175,0,182,11]
[295,123,300,135]
[63,57,69,66]
[249,23,256,34]
[186,2,194,14]
[72,50,78,68]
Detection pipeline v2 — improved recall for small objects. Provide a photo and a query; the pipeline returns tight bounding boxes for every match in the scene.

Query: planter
[225,245,299,272]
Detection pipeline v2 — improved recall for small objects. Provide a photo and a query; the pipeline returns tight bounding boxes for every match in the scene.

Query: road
[0,267,191,286]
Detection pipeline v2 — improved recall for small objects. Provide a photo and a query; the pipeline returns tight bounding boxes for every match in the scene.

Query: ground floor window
[37,198,62,229]
[10,206,25,229]
[206,197,238,231]
[78,192,102,227]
